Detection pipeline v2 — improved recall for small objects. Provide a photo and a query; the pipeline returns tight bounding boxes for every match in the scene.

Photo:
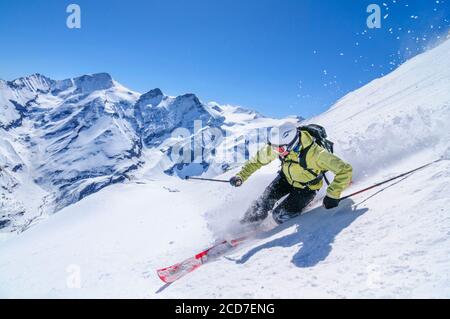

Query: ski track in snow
[1,40,450,298]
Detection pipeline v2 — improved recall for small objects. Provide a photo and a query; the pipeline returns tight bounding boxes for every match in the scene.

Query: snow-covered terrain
[1,39,450,298]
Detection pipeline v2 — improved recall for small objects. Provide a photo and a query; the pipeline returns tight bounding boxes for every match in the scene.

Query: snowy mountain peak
[73,73,114,94]
[7,73,54,92]
[174,93,204,109]
[3,73,116,97]
[136,88,164,108]
[144,88,163,98]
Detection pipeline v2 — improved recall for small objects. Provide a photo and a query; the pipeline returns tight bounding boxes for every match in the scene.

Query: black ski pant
[242,174,317,223]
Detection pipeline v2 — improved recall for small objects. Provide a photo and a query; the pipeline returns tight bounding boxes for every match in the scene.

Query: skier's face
[272,145,290,158]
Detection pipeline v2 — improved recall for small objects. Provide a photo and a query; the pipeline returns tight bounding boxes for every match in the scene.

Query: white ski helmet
[268,123,299,148]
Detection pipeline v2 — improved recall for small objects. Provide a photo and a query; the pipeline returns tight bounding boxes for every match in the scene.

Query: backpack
[297,124,334,154]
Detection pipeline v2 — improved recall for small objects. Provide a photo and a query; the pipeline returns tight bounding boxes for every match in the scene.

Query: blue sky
[0,0,449,118]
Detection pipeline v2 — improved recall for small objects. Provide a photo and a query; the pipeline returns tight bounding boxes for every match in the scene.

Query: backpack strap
[323,172,331,186]
[298,131,313,171]
[297,175,324,188]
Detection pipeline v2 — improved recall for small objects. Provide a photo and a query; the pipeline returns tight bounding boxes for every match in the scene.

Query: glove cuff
[325,192,340,200]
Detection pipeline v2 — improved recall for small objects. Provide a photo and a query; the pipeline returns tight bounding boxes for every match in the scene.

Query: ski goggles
[271,140,300,158]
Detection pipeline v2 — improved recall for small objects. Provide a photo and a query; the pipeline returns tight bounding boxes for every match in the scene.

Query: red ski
[157,236,248,284]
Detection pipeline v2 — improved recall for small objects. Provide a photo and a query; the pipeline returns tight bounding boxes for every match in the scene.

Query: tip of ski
[155,236,251,284]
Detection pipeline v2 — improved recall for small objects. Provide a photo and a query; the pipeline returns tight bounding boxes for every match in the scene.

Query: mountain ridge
[0,72,288,233]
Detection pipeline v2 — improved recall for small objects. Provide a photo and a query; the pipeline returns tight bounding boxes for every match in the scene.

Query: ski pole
[185,176,230,183]
[341,159,442,201]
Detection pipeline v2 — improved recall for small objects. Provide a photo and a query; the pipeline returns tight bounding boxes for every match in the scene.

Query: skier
[229,123,353,224]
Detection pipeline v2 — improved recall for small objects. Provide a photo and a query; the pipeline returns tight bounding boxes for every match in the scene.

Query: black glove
[230,176,243,187]
[323,196,340,209]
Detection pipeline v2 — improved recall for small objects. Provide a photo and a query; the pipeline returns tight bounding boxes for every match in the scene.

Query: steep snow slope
[312,39,450,177]
[1,39,450,298]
